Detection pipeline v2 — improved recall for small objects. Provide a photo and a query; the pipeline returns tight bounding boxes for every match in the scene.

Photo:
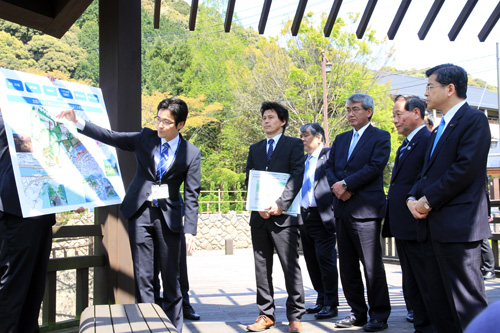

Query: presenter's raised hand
[56,108,77,124]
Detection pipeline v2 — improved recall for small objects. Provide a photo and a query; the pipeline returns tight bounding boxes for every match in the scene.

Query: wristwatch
[342,180,347,189]
[422,196,431,210]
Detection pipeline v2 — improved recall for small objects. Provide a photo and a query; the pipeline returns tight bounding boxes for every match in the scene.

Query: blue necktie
[301,155,312,207]
[266,139,274,167]
[430,118,446,156]
[399,138,410,160]
[156,142,170,180]
[348,131,359,160]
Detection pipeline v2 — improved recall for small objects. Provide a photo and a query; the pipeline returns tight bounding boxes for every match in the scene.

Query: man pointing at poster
[57,98,201,333]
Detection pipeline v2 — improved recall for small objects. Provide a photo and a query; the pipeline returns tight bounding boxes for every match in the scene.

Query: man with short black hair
[407,64,491,332]
[58,98,201,332]
[245,101,305,333]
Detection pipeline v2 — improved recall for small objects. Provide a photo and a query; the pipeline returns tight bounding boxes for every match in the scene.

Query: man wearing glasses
[407,64,490,332]
[326,93,391,332]
[58,98,201,333]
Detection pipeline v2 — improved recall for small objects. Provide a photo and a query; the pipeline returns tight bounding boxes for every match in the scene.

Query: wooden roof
[0,0,498,42]
[0,0,93,38]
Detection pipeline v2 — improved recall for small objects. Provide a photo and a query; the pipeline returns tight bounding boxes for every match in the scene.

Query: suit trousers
[0,213,54,333]
[299,210,338,307]
[480,238,495,273]
[336,217,391,321]
[395,239,433,333]
[420,237,486,333]
[154,234,191,308]
[251,222,305,321]
[128,205,183,332]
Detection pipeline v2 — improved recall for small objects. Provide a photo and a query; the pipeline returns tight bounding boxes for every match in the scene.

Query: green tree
[0,31,36,69]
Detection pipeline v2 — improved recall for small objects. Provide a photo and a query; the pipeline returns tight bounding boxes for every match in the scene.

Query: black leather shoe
[484,271,496,280]
[335,315,367,328]
[406,310,414,323]
[184,305,201,320]
[315,305,338,319]
[306,304,323,314]
[363,319,388,332]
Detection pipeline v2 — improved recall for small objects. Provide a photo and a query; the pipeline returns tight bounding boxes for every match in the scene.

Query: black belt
[145,201,158,208]
[301,206,318,213]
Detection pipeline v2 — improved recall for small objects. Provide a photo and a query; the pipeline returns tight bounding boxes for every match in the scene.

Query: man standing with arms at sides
[383,95,432,332]
[407,64,491,332]
[299,123,339,320]
[58,98,201,333]
[326,93,391,332]
[245,102,305,333]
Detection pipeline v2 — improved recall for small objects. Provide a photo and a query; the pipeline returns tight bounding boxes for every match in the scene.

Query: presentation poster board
[0,68,125,217]
[246,169,300,216]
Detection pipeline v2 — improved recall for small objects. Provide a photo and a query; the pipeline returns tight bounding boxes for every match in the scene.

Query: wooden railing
[40,224,105,332]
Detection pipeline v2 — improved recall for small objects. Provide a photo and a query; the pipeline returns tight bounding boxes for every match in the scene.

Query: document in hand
[246,169,300,216]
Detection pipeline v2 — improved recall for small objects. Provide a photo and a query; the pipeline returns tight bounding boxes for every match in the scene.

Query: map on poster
[0,68,125,217]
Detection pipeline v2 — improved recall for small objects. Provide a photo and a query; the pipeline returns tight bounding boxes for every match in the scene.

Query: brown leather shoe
[288,321,303,332]
[246,315,276,332]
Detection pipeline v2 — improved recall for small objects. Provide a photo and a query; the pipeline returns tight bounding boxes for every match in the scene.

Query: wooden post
[95,0,141,305]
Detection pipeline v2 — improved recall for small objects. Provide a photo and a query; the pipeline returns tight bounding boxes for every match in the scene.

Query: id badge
[151,184,169,199]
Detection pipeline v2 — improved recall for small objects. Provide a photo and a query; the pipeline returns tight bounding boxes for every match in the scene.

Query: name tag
[151,184,169,199]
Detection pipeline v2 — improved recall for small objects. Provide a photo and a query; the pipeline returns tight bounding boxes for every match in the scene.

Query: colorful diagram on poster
[0,68,125,217]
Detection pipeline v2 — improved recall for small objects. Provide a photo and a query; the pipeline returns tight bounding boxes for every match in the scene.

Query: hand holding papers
[246,170,300,216]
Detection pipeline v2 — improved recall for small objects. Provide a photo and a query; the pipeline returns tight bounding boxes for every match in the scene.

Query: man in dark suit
[0,108,57,333]
[298,123,339,320]
[383,95,432,332]
[245,102,305,333]
[326,93,391,332]
[407,64,491,332]
[58,98,201,332]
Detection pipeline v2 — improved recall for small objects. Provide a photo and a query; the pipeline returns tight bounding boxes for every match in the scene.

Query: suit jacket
[303,147,335,232]
[80,121,201,235]
[0,112,23,217]
[409,103,491,242]
[245,134,305,228]
[384,126,431,239]
[326,124,390,220]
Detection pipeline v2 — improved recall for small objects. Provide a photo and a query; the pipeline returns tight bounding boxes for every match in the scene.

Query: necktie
[347,131,359,160]
[266,139,274,167]
[156,142,170,180]
[399,138,410,160]
[430,118,446,156]
[301,155,312,208]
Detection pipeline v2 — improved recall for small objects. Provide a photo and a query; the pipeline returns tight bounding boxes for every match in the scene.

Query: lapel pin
[449,124,454,127]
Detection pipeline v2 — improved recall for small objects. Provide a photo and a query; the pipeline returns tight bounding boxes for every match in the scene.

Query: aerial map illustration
[0,68,125,217]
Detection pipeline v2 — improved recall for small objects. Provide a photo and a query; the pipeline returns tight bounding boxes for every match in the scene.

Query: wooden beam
[387,0,412,40]
[418,0,445,40]
[448,0,478,41]
[258,0,272,35]
[479,1,500,42]
[224,0,236,33]
[44,0,93,38]
[52,225,103,238]
[356,0,378,39]
[189,0,199,31]
[324,0,343,37]
[154,0,161,29]
[291,0,308,36]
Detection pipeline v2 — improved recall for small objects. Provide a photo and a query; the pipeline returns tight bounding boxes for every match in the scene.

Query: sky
[221,0,500,87]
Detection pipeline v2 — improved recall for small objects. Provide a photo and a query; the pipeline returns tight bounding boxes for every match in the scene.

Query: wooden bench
[79,303,177,332]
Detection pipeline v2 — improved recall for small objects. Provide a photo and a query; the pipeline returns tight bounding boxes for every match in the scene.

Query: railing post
[76,267,89,317]
[42,271,57,326]
[218,189,221,213]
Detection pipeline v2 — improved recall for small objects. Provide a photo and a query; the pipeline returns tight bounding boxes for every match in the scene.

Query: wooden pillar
[95,0,141,305]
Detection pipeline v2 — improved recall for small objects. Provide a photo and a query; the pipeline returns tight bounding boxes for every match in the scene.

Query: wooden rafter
[387,0,412,40]
[258,0,272,35]
[189,0,199,31]
[448,0,478,41]
[478,1,500,42]
[291,0,308,36]
[224,0,236,33]
[418,0,445,40]
[356,0,378,39]
[324,0,343,37]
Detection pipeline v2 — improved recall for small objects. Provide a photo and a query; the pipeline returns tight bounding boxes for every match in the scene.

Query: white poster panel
[0,68,125,217]
[246,169,300,216]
